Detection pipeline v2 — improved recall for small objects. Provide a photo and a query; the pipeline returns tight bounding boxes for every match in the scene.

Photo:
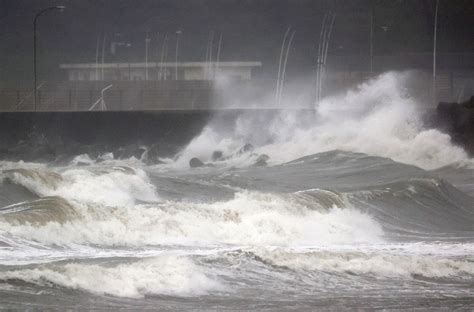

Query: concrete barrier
[435,96,474,155]
[0,110,213,162]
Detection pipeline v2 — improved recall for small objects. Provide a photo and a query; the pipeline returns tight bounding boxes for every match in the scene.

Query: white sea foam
[0,160,46,173]
[0,190,384,247]
[2,166,159,206]
[70,154,95,166]
[0,255,220,298]
[175,72,471,170]
[252,248,474,278]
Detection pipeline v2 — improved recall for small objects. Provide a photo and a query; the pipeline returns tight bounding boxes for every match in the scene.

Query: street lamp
[432,0,439,104]
[145,31,151,80]
[33,5,65,111]
[175,30,182,80]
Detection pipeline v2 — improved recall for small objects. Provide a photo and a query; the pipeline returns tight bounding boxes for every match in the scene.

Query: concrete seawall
[1,105,472,163]
[435,97,474,155]
[0,110,215,162]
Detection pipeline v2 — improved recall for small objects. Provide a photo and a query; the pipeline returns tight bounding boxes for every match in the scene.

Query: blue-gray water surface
[0,149,473,310]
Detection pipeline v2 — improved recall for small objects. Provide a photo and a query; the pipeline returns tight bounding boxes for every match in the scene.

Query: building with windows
[60,61,262,82]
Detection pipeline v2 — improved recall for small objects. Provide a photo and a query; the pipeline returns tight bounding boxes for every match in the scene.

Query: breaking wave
[0,189,383,247]
[174,72,472,170]
[248,248,474,278]
[0,255,220,298]
[1,166,158,207]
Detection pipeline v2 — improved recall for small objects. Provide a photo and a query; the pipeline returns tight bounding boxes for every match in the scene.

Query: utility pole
[145,31,151,80]
[33,6,65,111]
[101,33,106,80]
[160,33,168,80]
[369,1,374,74]
[175,30,182,80]
[432,0,439,104]
[215,33,223,78]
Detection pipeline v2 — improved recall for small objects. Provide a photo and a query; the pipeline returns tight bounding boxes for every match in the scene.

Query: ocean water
[0,73,473,310]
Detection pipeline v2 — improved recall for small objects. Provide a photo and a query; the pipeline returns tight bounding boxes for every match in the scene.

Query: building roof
[60,61,262,69]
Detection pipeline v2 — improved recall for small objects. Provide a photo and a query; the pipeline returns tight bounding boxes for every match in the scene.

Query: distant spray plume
[178,72,472,170]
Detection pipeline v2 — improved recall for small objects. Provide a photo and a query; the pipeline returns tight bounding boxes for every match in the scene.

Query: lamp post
[33,5,65,111]
[145,31,151,80]
[175,30,182,80]
[369,0,374,74]
[432,0,439,104]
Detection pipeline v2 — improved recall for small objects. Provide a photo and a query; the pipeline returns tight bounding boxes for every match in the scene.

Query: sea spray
[175,72,471,170]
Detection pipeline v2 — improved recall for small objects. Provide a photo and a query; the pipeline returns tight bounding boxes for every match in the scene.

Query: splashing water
[175,72,470,170]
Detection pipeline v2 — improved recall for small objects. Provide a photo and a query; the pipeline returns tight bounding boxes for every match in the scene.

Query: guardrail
[0,84,214,112]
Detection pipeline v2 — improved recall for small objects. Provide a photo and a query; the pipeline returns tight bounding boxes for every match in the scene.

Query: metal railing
[0,87,214,112]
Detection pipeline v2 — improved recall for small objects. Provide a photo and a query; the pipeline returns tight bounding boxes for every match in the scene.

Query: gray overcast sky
[1,0,473,83]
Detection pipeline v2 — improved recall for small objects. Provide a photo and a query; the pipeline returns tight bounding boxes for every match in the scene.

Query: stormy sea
[1,73,473,310]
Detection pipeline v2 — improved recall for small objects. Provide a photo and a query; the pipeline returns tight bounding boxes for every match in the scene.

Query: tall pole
[369,1,374,74]
[33,6,65,111]
[432,0,439,104]
[205,30,215,79]
[209,30,214,75]
[316,15,327,103]
[34,17,37,109]
[127,44,132,80]
[145,31,150,80]
[160,33,168,80]
[215,33,223,78]
[175,30,182,80]
[319,13,335,103]
[276,26,291,105]
[278,30,296,106]
[321,14,335,83]
[101,33,106,80]
[95,34,100,80]
[155,32,160,80]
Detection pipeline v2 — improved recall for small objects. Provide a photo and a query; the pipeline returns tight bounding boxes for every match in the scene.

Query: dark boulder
[190,157,205,168]
[435,96,474,155]
[237,143,254,155]
[212,150,224,161]
[253,154,269,167]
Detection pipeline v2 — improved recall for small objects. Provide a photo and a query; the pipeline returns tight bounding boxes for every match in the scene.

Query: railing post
[16,90,20,109]
[89,90,93,110]
[450,71,454,99]
[38,90,41,111]
[68,90,72,110]
[139,89,143,109]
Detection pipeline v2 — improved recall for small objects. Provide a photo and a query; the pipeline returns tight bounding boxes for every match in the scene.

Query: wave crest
[250,248,474,278]
[0,190,384,247]
[0,255,220,298]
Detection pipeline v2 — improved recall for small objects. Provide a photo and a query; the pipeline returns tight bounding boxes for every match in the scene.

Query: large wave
[0,189,383,247]
[0,255,220,298]
[175,72,471,170]
[247,247,474,278]
[2,156,472,248]
[1,166,158,207]
[0,167,382,247]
